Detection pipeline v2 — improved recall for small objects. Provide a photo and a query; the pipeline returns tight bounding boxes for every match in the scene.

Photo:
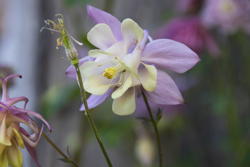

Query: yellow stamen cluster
[103,67,117,79]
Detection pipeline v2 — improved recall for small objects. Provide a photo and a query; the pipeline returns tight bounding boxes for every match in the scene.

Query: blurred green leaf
[40,84,79,119]
[99,119,135,147]
[63,0,91,7]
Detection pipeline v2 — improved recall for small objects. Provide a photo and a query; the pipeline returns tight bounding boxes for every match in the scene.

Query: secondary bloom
[0,74,51,167]
[202,0,250,34]
[156,16,219,56]
[66,5,200,115]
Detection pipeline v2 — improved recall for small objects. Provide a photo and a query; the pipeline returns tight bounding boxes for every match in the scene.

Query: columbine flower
[156,16,219,56]
[0,74,51,167]
[202,0,250,34]
[66,5,200,115]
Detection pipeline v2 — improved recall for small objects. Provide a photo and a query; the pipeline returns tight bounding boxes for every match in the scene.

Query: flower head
[202,0,250,34]
[66,5,200,116]
[156,17,219,56]
[0,74,51,167]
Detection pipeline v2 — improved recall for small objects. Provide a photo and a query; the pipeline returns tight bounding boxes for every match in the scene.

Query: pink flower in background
[156,17,219,56]
[66,6,200,116]
[202,0,250,34]
[0,74,51,167]
[177,0,204,13]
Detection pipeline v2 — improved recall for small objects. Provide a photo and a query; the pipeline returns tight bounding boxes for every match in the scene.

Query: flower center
[220,1,236,13]
[103,67,117,79]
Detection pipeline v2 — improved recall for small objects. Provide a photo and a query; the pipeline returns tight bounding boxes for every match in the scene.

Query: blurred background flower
[156,16,219,56]
[202,0,250,34]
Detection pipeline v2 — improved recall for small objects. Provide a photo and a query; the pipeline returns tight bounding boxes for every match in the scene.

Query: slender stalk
[141,88,163,167]
[73,62,113,167]
[42,133,79,167]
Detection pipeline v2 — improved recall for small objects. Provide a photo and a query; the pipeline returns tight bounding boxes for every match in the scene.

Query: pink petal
[14,107,51,131]
[6,96,29,109]
[142,39,200,73]
[204,31,220,57]
[1,74,22,102]
[87,5,122,40]
[146,70,184,105]
[24,142,41,167]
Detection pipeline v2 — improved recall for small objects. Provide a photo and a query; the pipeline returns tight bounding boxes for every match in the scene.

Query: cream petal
[139,64,157,92]
[106,41,127,57]
[87,23,117,49]
[13,129,24,148]
[80,61,104,78]
[89,41,126,59]
[0,116,11,146]
[84,75,112,95]
[121,19,144,49]
[122,51,140,74]
[0,151,8,167]
[88,49,110,58]
[112,88,136,115]
[111,75,132,99]
[0,144,5,155]
[7,144,23,167]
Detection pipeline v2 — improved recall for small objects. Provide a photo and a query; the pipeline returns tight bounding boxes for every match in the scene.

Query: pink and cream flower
[0,74,51,167]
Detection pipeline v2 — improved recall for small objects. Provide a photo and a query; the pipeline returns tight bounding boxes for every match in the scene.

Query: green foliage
[63,0,92,7]
[40,84,79,119]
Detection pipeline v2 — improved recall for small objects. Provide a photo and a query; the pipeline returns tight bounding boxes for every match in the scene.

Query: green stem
[42,133,79,167]
[141,88,163,167]
[73,62,113,167]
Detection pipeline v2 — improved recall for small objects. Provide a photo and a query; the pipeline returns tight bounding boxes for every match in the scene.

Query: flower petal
[134,96,160,120]
[0,115,11,146]
[112,75,132,99]
[84,75,112,95]
[87,23,117,50]
[146,70,183,105]
[24,142,41,167]
[0,150,8,167]
[112,88,136,115]
[65,56,94,79]
[139,64,157,92]
[7,144,23,167]
[87,5,122,40]
[80,89,113,111]
[121,19,144,50]
[142,39,200,73]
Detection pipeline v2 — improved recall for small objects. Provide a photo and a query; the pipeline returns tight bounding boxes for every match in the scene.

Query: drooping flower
[156,16,219,56]
[66,5,200,116]
[0,74,51,167]
[202,0,250,34]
